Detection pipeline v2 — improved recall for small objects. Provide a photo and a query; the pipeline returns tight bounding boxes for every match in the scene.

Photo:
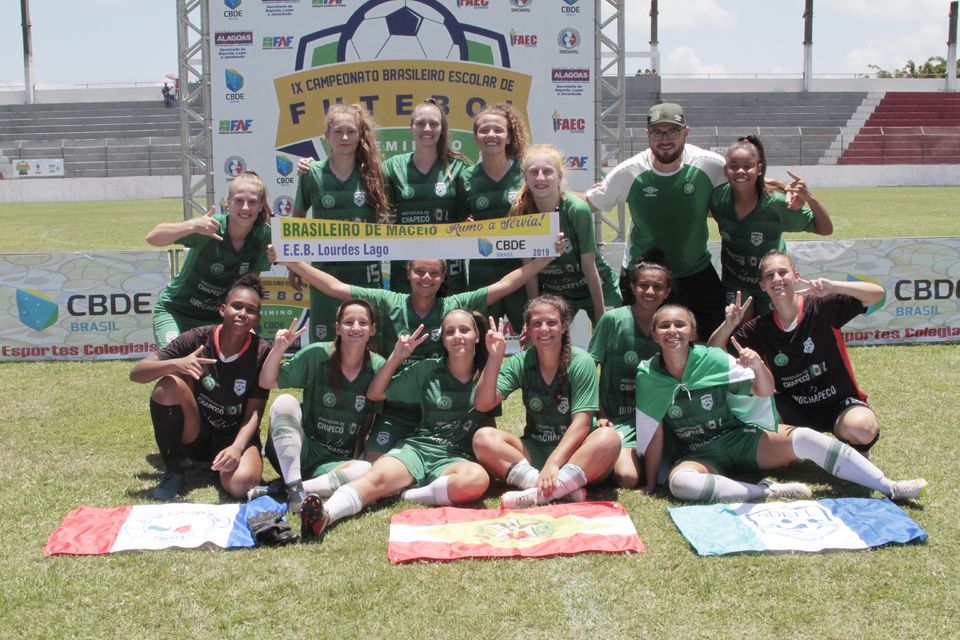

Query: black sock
[150,399,185,473]
[848,431,880,455]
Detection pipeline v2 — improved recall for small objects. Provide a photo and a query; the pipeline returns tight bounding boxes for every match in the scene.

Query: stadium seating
[838,92,960,164]
[600,85,868,165]
[0,101,195,177]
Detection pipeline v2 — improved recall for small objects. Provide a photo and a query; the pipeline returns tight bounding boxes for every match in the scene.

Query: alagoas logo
[509,30,537,47]
[552,111,586,133]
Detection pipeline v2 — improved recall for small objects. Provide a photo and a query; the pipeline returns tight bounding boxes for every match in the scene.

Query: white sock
[669,467,766,502]
[269,395,304,484]
[552,463,587,500]
[506,460,538,489]
[402,476,452,506]
[791,427,892,494]
[324,485,363,525]
[302,460,372,498]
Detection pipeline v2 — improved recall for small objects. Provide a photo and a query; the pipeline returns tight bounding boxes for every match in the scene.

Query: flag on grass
[669,498,927,556]
[387,501,643,564]
[44,496,284,556]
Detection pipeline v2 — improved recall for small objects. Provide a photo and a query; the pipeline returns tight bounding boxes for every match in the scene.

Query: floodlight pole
[802,0,813,92]
[948,1,958,92]
[20,0,34,104]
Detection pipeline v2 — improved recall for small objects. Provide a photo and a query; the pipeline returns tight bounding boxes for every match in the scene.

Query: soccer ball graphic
[345,1,459,61]
[296,0,509,69]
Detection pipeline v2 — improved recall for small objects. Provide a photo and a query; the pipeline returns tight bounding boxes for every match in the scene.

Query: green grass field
[1,189,958,639]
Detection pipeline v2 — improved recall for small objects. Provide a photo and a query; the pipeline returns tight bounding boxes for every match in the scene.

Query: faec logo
[552,111,586,133]
[509,30,537,47]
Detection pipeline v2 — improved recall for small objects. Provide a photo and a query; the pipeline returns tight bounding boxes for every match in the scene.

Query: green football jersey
[277,342,385,458]
[385,358,488,456]
[351,286,488,363]
[155,213,271,320]
[587,306,659,424]
[537,194,617,301]
[710,184,814,291]
[497,346,599,446]
[586,145,725,277]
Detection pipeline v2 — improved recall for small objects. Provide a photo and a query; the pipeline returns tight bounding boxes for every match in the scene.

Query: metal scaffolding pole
[594,0,627,243]
[177,0,214,221]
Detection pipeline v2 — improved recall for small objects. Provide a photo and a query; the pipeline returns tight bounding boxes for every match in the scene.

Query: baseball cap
[647,103,685,127]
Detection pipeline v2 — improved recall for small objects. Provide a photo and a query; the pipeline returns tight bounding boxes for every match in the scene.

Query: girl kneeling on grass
[253,299,385,513]
[473,295,621,508]
[638,304,926,503]
[300,310,501,539]
[130,275,270,500]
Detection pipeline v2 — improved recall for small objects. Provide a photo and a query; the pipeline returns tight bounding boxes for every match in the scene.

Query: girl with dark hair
[709,134,833,320]
[130,274,271,500]
[460,102,532,333]
[473,295,620,508]
[512,144,620,325]
[292,103,389,343]
[254,299,385,513]
[274,239,561,459]
[383,99,472,294]
[148,171,272,347]
[639,304,926,503]
[588,262,672,489]
[299,310,502,539]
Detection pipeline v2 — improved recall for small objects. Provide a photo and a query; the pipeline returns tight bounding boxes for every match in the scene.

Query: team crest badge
[376,431,390,446]
[668,405,683,419]
[562,237,573,254]
[682,182,695,195]
[624,351,638,365]
[323,392,337,407]
[700,394,714,411]
[803,337,815,354]
[437,396,453,410]
[529,396,543,412]
[315,325,328,340]
[238,262,250,275]
[506,190,518,204]
[234,379,247,396]
[201,375,216,391]
[353,190,366,206]
[210,262,225,275]
[321,194,335,208]
[355,395,366,412]
[774,352,789,367]
[435,182,447,197]
[557,397,570,414]
[476,196,489,210]
[402,186,414,199]
[431,327,442,342]
[751,232,763,247]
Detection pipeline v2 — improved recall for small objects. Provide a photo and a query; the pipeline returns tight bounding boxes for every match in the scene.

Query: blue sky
[0,0,954,87]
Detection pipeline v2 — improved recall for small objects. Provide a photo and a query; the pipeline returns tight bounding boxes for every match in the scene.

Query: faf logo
[219,119,253,134]
[313,0,344,5]
[263,36,295,49]
[224,155,246,177]
[564,155,588,171]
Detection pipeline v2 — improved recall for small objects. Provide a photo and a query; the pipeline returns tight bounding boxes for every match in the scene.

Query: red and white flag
[388,501,643,564]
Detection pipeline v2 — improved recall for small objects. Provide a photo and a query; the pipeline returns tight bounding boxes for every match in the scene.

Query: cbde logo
[225,69,245,102]
[224,0,243,18]
[276,155,295,184]
[561,0,580,14]
[16,288,152,333]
